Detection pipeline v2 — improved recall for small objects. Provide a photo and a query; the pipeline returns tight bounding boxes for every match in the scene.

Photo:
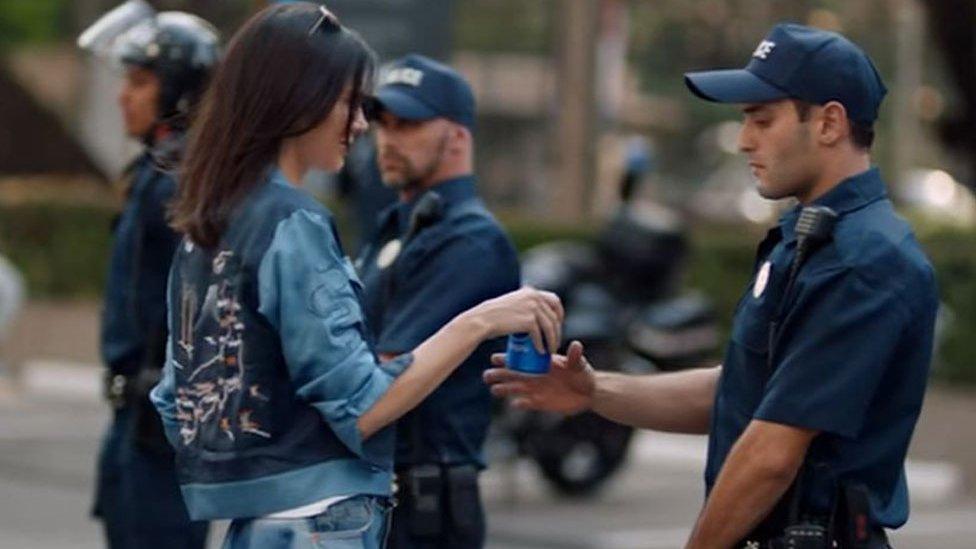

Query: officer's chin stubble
[379,154,419,193]
[380,131,448,192]
[752,118,818,202]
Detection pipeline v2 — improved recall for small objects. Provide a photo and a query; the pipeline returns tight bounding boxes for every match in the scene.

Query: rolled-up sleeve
[754,267,909,439]
[257,209,395,464]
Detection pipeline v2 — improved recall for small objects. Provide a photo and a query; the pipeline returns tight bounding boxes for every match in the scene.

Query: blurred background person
[359,54,520,549]
[0,252,24,386]
[77,2,219,547]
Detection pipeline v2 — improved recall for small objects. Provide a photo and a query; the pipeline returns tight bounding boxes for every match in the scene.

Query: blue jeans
[222,496,392,549]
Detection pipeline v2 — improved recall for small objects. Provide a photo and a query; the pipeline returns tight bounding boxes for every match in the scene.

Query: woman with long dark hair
[151,3,562,548]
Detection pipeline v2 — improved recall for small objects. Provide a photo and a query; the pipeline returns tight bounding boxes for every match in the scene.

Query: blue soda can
[505,333,551,375]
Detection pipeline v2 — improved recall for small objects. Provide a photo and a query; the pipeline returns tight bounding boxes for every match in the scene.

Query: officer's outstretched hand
[484,341,595,414]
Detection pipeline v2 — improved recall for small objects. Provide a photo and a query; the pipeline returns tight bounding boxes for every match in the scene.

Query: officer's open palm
[484,341,595,414]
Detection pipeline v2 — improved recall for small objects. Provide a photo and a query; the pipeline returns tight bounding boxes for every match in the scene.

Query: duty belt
[743,526,889,548]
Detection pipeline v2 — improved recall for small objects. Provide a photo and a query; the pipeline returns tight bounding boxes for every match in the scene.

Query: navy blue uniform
[358,176,520,548]
[100,153,179,372]
[94,151,208,548]
[707,168,938,542]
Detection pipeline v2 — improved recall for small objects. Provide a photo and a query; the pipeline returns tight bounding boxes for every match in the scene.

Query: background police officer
[359,55,520,549]
[79,5,219,548]
[486,23,938,549]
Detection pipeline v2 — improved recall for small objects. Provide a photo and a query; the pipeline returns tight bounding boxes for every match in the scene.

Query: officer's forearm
[686,420,815,549]
[591,366,719,434]
[358,314,486,440]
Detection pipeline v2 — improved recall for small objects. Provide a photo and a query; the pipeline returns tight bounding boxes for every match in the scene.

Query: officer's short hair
[792,99,875,150]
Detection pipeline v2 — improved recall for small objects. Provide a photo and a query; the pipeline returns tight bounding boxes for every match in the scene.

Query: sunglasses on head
[308,5,340,36]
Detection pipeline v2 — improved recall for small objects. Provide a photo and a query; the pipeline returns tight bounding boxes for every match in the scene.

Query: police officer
[358,55,521,548]
[79,5,219,548]
[486,23,938,549]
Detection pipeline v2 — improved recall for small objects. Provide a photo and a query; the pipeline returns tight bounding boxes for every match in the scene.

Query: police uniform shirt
[358,176,520,467]
[706,168,939,529]
[101,152,182,374]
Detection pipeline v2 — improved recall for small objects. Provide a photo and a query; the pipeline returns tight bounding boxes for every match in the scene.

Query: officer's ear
[446,123,471,154]
[817,101,850,148]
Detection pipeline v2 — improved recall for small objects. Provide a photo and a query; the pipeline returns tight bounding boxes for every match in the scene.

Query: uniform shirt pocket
[722,294,775,415]
[730,297,773,356]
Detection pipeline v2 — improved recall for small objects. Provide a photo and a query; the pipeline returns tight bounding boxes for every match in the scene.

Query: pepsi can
[505,333,551,375]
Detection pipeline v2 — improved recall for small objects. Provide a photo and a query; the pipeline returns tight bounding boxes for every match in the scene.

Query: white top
[264,494,353,519]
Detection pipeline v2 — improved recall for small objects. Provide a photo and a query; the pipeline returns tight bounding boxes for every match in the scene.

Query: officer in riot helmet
[79,2,219,547]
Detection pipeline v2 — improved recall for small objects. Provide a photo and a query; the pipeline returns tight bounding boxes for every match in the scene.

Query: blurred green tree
[0,0,65,50]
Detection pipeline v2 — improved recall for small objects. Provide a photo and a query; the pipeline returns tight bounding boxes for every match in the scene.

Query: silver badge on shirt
[753,260,772,298]
[376,239,403,270]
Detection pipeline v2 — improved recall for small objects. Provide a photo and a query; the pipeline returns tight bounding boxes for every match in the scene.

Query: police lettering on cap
[383,67,424,87]
[367,54,476,130]
[684,23,887,124]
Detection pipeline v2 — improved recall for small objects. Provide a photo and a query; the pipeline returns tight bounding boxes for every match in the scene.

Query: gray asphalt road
[2,368,975,549]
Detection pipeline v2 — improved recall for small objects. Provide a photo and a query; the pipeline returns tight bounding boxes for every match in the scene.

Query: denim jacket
[151,169,411,520]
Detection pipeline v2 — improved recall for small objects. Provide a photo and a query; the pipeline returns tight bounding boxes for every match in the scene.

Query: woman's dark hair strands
[171,2,375,248]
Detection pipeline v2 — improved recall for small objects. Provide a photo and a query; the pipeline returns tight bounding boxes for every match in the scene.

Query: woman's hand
[358,287,562,441]
[460,287,563,353]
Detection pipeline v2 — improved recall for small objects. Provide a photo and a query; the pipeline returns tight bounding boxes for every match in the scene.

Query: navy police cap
[684,23,887,124]
[368,54,476,130]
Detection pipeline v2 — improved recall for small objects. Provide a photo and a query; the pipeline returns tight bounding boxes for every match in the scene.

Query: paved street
[1,362,975,548]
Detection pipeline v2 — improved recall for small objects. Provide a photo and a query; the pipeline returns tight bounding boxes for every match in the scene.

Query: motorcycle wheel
[529,411,633,497]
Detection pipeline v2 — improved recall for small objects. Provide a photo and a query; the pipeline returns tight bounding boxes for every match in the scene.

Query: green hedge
[919,229,976,383]
[0,203,113,297]
[2,202,974,384]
